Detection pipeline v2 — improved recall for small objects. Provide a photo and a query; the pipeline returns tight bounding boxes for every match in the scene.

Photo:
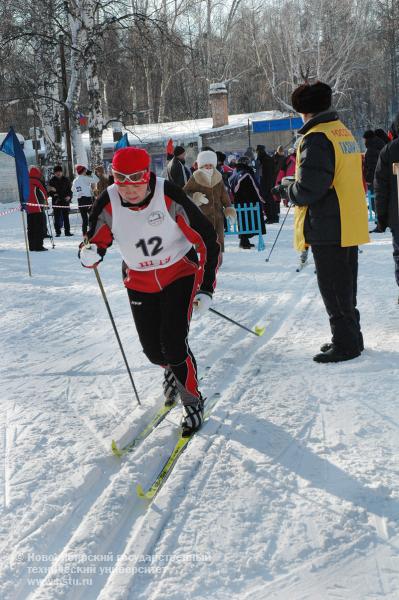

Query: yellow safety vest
[294,120,370,251]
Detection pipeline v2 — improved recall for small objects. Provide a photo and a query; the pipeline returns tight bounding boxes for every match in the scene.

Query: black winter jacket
[256,150,275,199]
[229,165,266,234]
[288,111,342,246]
[364,136,385,185]
[374,139,399,229]
[48,176,72,205]
[167,157,191,189]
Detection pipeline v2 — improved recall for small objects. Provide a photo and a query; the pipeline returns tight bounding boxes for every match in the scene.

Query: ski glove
[193,292,212,315]
[224,206,237,224]
[192,192,209,207]
[79,244,103,269]
[271,184,288,199]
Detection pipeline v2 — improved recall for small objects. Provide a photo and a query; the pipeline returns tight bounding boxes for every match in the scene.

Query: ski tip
[254,325,266,337]
[136,483,154,501]
[136,483,146,498]
[111,440,123,457]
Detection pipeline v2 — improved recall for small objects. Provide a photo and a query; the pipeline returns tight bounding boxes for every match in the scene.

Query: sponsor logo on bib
[148,211,165,226]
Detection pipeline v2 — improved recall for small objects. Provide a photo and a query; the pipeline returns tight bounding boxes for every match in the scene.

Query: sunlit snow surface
[0,206,398,600]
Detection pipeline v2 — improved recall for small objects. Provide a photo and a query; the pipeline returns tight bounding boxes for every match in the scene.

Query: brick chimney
[209,83,229,128]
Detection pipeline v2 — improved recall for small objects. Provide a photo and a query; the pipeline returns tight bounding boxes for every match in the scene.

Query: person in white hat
[184,150,236,253]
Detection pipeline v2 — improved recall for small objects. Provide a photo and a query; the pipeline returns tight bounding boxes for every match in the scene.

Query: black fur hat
[173,145,185,157]
[291,81,332,114]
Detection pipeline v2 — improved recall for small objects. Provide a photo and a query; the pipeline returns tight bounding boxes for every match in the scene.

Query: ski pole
[265,204,292,262]
[209,307,265,336]
[45,205,55,248]
[20,208,32,277]
[92,265,141,405]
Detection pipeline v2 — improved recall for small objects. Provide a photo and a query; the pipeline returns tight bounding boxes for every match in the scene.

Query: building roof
[82,110,289,149]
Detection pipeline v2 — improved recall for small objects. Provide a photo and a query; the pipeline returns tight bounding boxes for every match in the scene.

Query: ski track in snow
[23,257,315,600]
[1,207,399,599]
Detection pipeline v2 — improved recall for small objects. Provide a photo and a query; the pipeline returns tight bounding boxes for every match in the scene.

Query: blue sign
[115,133,129,149]
[252,117,303,133]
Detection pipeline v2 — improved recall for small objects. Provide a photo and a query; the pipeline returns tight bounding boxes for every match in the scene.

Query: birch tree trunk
[80,1,103,164]
[66,5,86,166]
[38,77,63,166]
[65,0,103,166]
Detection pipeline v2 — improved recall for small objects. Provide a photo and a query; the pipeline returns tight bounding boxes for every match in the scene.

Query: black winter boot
[313,346,361,363]
[163,368,179,407]
[181,396,204,437]
[320,335,364,354]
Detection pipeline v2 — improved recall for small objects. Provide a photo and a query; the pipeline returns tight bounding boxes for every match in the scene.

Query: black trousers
[78,197,93,235]
[54,207,71,235]
[27,212,45,250]
[263,192,279,221]
[127,274,200,403]
[311,245,363,354]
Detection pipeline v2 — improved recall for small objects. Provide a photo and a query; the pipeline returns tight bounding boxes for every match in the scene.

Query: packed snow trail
[1,207,399,599]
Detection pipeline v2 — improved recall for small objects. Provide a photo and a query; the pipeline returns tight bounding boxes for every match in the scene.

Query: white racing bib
[108,178,193,270]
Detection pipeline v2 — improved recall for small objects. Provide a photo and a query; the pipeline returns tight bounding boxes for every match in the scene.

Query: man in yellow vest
[286,81,369,363]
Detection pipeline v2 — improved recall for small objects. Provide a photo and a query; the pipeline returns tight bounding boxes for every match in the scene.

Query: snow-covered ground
[1,206,399,600]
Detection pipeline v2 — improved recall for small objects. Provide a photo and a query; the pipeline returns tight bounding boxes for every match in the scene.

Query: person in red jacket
[79,147,220,436]
[27,166,48,251]
[275,148,296,207]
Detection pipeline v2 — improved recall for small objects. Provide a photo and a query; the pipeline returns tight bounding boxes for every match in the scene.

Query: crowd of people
[26,139,299,255]
[26,163,112,252]
[164,140,300,249]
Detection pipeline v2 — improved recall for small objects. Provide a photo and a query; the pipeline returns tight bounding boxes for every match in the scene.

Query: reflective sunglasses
[112,169,150,185]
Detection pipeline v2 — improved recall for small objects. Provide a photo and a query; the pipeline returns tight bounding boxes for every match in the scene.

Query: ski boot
[296,248,309,272]
[181,396,204,437]
[163,368,179,407]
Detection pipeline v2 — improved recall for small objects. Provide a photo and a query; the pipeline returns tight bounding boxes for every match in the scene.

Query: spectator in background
[363,130,385,190]
[71,165,96,236]
[227,155,237,169]
[374,123,399,301]
[48,165,72,237]
[184,150,236,254]
[27,166,48,251]
[255,144,278,223]
[374,128,390,145]
[166,138,174,162]
[228,156,266,249]
[388,114,399,141]
[271,145,286,217]
[94,164,109,197]
[363,130,385,232]
[275,147,297,207]
[273,145,286,180]
[216,151,233,186]
[162,138,175,178]
[167,146,191,188]
[244,147,256,165]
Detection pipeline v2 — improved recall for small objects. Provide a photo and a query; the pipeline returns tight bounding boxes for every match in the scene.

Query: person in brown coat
[183,150,236,252]
[94,164,109,197]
